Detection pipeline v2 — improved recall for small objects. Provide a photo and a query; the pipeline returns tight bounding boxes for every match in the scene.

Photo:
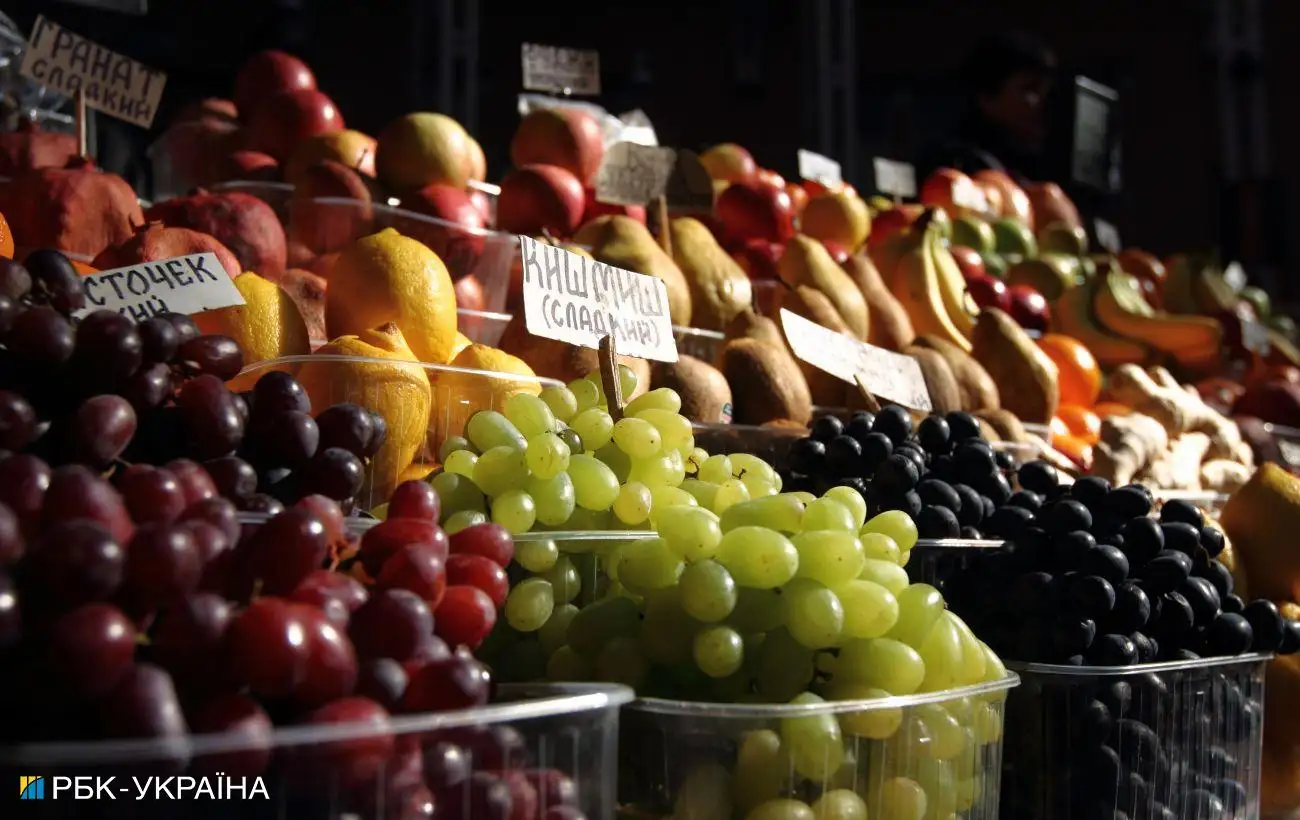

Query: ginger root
[1091,413,1169,487]
[1108,364,1245,461]
[1201,459,1252,494]
[1142,432,1212,491]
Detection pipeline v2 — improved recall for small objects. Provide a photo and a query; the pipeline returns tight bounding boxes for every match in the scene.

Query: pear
[1038,221,1089,256]
[780,285,855,406]
[1005,257,1078,302]
[718,338,813,425]
[720,307,790,358]
[970,308,1059,424]
[669,217,752,331]
[842,254,915,351]
[777,236,870,340]
[572,215,692,326]
[992,218,1037,257]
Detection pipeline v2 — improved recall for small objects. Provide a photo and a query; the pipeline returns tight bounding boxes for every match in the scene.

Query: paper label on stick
[1094,218,1121,253]
[519,236,678,363]
[73,253,243,323]
[1242,319,1271,355]
[780,309,932,411]
[521,43,600,96]
[1224,261,1247,293]
[20,16,166,128]
[873,157,917,198]
[1278,437,1300,473]
[798,150,842,187]
[595,142,677,206]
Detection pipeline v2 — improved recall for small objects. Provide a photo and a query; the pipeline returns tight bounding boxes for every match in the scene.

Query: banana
[889,215,973,353]
[1050,278,1153,368]
[1161,253,1239,315]
[929,228,978,338]
[1093,269,1223,369]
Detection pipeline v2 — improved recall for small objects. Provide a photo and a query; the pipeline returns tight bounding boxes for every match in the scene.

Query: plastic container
[990,439,1043,466]
[457,308,514,347]
[999,654,1268,820]
[1,682,633,820]
[618,674,1018,819]
[907,539,1007,590]
[210,180,296,221]
[238,355,563,510]
[673,326,726,363]
[691,421,805,464]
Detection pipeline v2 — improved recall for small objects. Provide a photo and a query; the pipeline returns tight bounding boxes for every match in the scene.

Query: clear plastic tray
[691,421,805,465]
[1000,654,1269,820]
[457,308,513,347]
[673,326,725,364]
[238,355,563,509]
[750,279,784,317]
[907,539,1007,590]
[1,682,632,820]
[990,439,1043,466]
[618,673,1019,819]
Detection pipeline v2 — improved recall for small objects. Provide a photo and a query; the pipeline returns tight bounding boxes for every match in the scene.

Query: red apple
[920,168,988,219]
[949,244,986,282]
[582,187,647,226]
[820,240,850,265]
[755,169,787,191]
[398,183,487,277]
[1006,285,1050,332]
[154,119,238,190]
[510,108,605,186]
[496,164,585,237]
[454,273,487,312]
[733,238,784,281]
[715,181,796,244]
[234,51,316,121]
[699,144,757,184]
[965,273,1009,312]
[469,189,493,223]
[221,150,280,182]
[865,205,923,251]
[244,89,344,163]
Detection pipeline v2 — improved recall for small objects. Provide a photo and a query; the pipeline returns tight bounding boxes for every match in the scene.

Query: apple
[698,143,757,183]
[496,164,586,237]
[715,180,796,244]
[582,187,647,226]
[973,169,1033,226]
[285,130,377,184]
[155,119,239,190]
[245,89,344,162]
[865,204,923,251]
[920,168,989,219]
[965,273,1009,312]
[469,189,493,223]
[278,267,327,343]
[398,183,487,277]
[733,238,784,281]
[1006,284,1050,332]
[234,51,316,121]
[511,108,605,187]
[755,168,787,190]
[172,98,238,128]
[454,273,487,312]
[820,240,850,265]
[949,244,987,282]
[287,159,373,255]
[786,183,809,215]
[221,150,279,182]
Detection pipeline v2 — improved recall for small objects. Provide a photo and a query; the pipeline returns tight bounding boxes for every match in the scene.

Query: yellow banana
[1093,269,1223,369]
[889,215,973,353]
[1051,279,1153,368]
[928,229,978,338]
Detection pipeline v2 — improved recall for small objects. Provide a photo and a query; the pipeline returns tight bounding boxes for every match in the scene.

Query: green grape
[730,452,776,482]
[746,799,814,820]
[741,472,778,499]
[888,584,945,648]
[627,452,679,487]
[543,556,581,602]
[836,638,925,693]
[568,378,602,410]
[686,446,708,473]
[616,363,639,397]
[523,433,570,479]
[866,777,926,820]
[784,580,844,649]
[713,478,751,514]
[801,498,855,532]
[566,595,640,653]
[558,506,612,531]
[473,446,529,496]
[862,509,919,553]
[720,494,805,534]
[731,730,791,814]
[504,577,554,632]
[438,435,475,460]
[594,635,649,689]
[822,486,868,529]
[612,417,662,459]
[824,682,903,739]
[880,713,932,768]
[787,491,817,506]
[858,534,900,565]
[954,775,979,812]
[617,537,684,591]
[546,644,593,681]
[679,478,719,509]
[811,789,867,820]
[916,614,962,693]
[666,448,689,481]
[694,625,744,678]
[443,448,478,478]
[656,505,722,560]
[717,527,799,588]
[947,612,987,685]
[980,639,1008,686]
[698,454,733,485]
[612,481,653,524]
[792,530,865,587]
[859,558,909,595]
[755,629,815,702]
[538,603,579,655]
[516,538,559,572]
[649,486,699,515]
[444,509,487,534]
[539,385,579,422]
[780,691,844,780]
[594,441,631,482]
[570,407,614,451]
[625,386,682,416]
[672,762,732,820]
[466,410,527,451]
[504,393,556,437]
[916,704,965,760]
[491,489,537,534]
[728,587,787,633]
[679,559,737,622]
[972,701,1003,743]
[914,758,957,818]
[430,471,486,517]
[838,579,900,639]
[951,725,978,778]
[528,472,576,526]
[640,586,696,665]
[898,549,911,567]
[568,454,620,510]
[635,408,693,450]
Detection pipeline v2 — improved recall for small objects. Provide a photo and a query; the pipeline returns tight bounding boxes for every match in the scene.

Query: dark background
[11,0,1300,301]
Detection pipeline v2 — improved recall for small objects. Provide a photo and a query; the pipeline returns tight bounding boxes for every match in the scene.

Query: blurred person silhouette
[919,30,1056,185]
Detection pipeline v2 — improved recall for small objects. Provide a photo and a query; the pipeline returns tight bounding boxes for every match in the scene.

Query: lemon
[193,271,310,388]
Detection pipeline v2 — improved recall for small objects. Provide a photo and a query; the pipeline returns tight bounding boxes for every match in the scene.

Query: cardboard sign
[780,309,932,411]
[21,16,166,128]
[1094,218,1121,253]
[1224,261,1247,293]
[798,149,841,187]
[521,43,600,96]
[594,143,713,211]
[519,237,678,363]
[1242,319,1271,356]
[74,253,243,323]
[873,157,917,199]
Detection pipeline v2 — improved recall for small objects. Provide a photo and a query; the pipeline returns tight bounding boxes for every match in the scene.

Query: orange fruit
[1037,333,1102,407]
[70,259,99,275]
[1049,415,1070,444]
[0,213,13,259]
[1058,404,1102,444]
[1053,433,1093,470]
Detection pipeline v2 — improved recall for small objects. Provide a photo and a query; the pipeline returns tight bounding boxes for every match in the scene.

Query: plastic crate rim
[1007,651,1273,677]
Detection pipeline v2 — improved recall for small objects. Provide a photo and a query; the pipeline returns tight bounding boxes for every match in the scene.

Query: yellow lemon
[193,271,310,389]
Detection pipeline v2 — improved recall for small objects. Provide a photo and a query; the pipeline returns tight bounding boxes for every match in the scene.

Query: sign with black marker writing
[798,150,842,187]
[519,236,677,363]
[521,43,600,96]
[873,157,917,198]
[594,142,713,211]
[74,253,244,323]
[20,16,166,128]
[781,309,932,411]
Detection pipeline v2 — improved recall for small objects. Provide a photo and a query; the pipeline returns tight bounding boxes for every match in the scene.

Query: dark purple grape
[356,658,408,711]
[121,362,173,412]
[240,493,284,515]
[303,447,365,500]
[0,501,23,565]
[71,310,143,392]
[0,389,38,451]
[252,371,311,415]
[0,294,21,336]
[137,316,180,364]
[245,410,319,468]
[178,335,244,380]
[0,571,19,647]
[97,663,191,769]
[205,456,259,500]
[315,403,375,458]
[0,258,32,299]
[8,305,74,368]
[49,603,136,699]
[122,523,202,608]
[67,395,137,465]
[27,519,124,609]
[364,411,388,458]
[177,375,244,460]
[25,249,85,315]
[161,312,200,345]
